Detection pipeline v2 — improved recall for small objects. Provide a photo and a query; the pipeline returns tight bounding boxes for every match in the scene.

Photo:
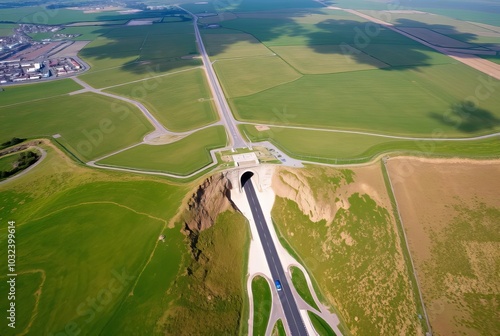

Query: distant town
[0,24,85,84]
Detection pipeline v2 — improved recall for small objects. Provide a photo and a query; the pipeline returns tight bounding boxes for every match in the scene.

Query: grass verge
[308,311,337,336]
[290,266,319,311]
[252,276,272,336]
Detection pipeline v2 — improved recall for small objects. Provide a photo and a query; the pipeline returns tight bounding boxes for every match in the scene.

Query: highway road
[181,7,248,149]
[243,178,308,336]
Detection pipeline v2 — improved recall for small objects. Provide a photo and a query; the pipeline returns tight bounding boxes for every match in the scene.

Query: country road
[181,6,248,149]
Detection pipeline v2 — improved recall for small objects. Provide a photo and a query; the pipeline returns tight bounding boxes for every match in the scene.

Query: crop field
[240,125,500,163]
[0,79,82,107]
[214,56,301,98]
[0,92,153,161]
[387,157,500,335]
[231,63,500,136]
[97,126,227,175]
[269,45,388,74]
[19,8,181,25]
[0,23,15,36]
[207,8,500,137]
[78,22,201,88]
[202,32,274,59]
[106,68,218,131]
[271,165,427,335]
[221,15,417,47]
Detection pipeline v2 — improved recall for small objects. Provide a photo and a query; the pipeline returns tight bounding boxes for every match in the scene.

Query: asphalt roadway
[182,7,248,149]
[243,178,308,336]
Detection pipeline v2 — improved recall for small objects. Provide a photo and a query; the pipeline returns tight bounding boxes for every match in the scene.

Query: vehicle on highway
[275,280,282,291]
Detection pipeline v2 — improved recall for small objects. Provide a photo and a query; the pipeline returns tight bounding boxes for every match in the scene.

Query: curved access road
[180,6,248,149]
[0,146,47,186]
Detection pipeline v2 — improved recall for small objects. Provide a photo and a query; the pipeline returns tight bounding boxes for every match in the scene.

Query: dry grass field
[387,157,500,335]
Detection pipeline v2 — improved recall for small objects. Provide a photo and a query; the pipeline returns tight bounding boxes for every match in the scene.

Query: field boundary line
[382,160,433,335]
[29,201,167,225]
[244,122,500,141]
[99,66,202,90]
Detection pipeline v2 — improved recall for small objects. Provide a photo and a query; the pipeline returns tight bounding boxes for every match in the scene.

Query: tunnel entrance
[240,171,254,188]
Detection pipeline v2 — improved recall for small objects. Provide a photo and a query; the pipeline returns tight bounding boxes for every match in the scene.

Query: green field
[0,141,250,335]
[106,68,218,131]
[240,124,500,163]
[105,210,250,335]
[0,79,82,107]
[78,22,201,88]
[308,311,337,336]
[0,142,189,335]
[0,23,15,36]
[98,126,227,175]
[214,56,301,98]
[20,8,181,25]
[0,152,22,171]
[290,266,319,310]
[252,276,272,336]
[232,64,500,136]
[270,44,388,74]
[0,92,153,161]
[203,32,274,59]
[271,166,426,334]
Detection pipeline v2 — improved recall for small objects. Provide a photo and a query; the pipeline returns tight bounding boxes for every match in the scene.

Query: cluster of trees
[0,137,25,150]
[0,151,39,180]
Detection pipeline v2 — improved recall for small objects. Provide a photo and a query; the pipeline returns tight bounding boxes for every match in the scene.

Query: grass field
[78,22,201,88]
[0,23,15,36]
[203,32,274,59]
[270,44,388,74]
[0,92,153,161]
[0,79,82,107]
[271,166,427,334]
[97,126,227,175]
[240,125,500,163]
[290,266,319,310]
[20,8,180,25]
[106,68,218,131]
[252,276,272,336]
[308,311,337,336]
[106,210,250,335]
[0,152,22,171]
[0,141,189,335]
[214,56,301,98]
[232,63,500,136]
[387,158,500,335]
[272,319,286,336]
[0,141,250,335]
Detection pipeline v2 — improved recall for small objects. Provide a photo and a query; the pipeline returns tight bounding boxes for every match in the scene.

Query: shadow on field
[76,1,484,78]
[430,102,500,133]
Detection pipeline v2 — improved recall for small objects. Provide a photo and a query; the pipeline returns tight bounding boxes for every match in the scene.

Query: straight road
[181,7,248,149]
[243,178,308,336]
